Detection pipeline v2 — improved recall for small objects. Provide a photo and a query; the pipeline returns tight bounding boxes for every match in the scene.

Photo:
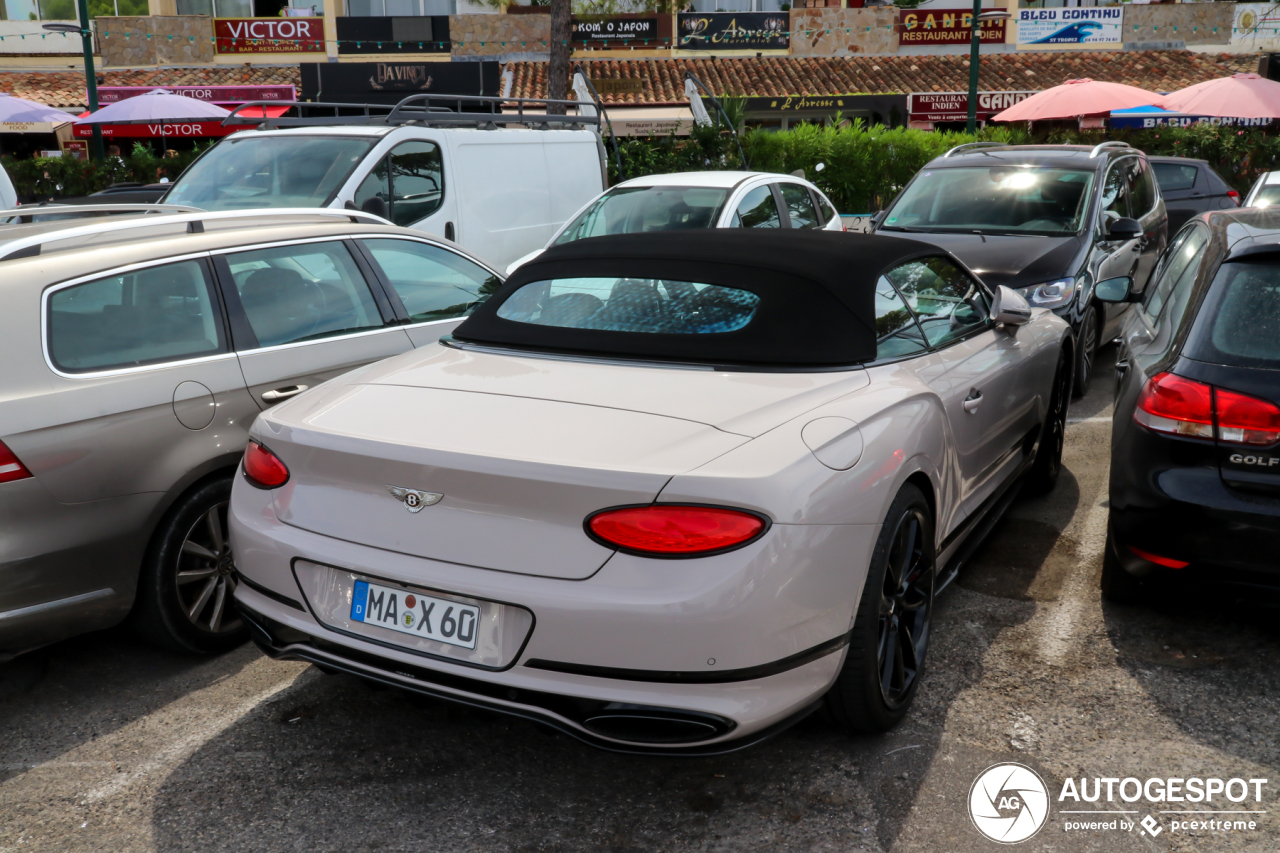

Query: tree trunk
[545,0,571,116]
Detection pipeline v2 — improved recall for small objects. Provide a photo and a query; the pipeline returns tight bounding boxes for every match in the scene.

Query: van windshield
[881,166,1096,236]
[165,135,375,210]
[553,186,729,245]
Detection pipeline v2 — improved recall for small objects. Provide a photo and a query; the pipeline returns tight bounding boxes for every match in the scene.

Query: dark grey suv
[874,142,1168,396]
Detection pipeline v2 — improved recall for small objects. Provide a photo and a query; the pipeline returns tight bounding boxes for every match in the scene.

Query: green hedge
[607,120,1280,214]
[3,142,212,201]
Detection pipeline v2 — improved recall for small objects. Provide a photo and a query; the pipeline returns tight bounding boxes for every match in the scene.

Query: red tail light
[1129,545,1189,569]
[587,505,767,556]
[1227,190,1241,206]
[0,440,32,485]
[1134,373,1214,439]
[242,440,290,489]
[1215,387,1280,445]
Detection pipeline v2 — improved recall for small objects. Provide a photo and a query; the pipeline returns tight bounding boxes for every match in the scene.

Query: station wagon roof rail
[225,93,602,131]
[0,207,392,262]
[0,203,202,221]
[1090,140,1134,158]
[942,142,1007,158]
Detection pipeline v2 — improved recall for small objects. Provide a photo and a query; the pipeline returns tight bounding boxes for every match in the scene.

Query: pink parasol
[991,78,1164,123]
[1157,73,1280,119]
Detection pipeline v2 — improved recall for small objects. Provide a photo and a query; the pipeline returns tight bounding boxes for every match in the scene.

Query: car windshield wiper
[878,225,930,233]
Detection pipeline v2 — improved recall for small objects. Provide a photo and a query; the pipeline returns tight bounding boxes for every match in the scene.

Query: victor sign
[1016,7,1123,48]
[214,18,325,54]
[899,9,1006,46]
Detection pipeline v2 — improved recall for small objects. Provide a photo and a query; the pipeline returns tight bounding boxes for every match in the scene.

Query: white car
[1243,171,1280,209]
[505,171,843,274]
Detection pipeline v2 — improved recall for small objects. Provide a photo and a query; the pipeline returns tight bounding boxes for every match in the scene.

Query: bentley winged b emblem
[385,485,444,513]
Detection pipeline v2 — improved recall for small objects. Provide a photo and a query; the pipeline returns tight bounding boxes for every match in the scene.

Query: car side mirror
[360,196,389,221]
[990,285,1032,326]
[870,210,886,228]
[1094,276,1135,303]
[1107,217,1142,241]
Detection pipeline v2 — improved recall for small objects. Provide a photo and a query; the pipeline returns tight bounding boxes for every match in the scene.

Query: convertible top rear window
[495,278,760,334]
[453,230,958,369]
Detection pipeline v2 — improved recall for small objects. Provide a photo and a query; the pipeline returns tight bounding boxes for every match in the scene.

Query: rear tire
[1025,347,1072,496]
[132,476,248,655]
[1100,526,1146,605]
[825,483,935,733]
[1072,304,1101,398]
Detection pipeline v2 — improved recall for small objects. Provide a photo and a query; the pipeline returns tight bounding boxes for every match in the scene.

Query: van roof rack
[0,207,391,262]
[0,203,201,222]
[225,93,601,131]
[943,142,1008,158]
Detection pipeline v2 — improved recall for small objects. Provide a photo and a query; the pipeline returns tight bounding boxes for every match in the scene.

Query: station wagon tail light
[242,440,290,489]
[1228,190,1240,206]
[1134,373,1215,440]
[0,440,32,484]
[587,505,767,557]
[1134,373,1280,446]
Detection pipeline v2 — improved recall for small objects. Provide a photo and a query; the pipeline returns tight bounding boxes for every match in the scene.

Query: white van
[165,121,605,270]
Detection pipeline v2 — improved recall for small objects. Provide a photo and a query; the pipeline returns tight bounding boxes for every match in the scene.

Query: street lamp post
[966,8,1012,134]
[43,4,104,163]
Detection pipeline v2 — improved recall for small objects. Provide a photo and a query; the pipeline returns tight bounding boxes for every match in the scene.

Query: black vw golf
[1098,207,1280,601]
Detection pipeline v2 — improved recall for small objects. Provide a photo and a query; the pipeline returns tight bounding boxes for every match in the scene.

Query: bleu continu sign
[1016,7,1123,47]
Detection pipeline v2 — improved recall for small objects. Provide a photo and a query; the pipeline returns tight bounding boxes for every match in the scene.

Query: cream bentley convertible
[229,230,1072,754]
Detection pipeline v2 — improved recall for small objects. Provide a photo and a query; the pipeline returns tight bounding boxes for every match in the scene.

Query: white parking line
[1068,416,1112,424]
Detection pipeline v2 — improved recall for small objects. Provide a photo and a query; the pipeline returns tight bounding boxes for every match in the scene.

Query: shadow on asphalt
[0,627,256,786]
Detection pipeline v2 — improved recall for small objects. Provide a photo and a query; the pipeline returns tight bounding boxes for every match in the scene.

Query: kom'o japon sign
[898,9,1007,46]
[214,18,325,54]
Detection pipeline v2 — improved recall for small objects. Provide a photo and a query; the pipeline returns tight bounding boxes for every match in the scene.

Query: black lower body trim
[234,569,305,612]
[524,631,850,684]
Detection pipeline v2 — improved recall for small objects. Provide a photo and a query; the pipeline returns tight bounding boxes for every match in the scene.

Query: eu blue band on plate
[351,579,369,622]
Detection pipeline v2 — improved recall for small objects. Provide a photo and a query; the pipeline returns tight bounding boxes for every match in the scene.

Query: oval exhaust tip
[583,704,734,744]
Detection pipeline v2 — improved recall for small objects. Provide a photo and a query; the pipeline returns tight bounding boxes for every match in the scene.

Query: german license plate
[350,579,480,650]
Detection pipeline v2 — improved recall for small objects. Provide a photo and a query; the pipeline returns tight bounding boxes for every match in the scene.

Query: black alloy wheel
[825,483,936,733]
[132,476,249,654]
[1072,305,1101,398]
[1026,347,1072,495]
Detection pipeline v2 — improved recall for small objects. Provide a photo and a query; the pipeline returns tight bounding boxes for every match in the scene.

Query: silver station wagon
[0,207,501,657]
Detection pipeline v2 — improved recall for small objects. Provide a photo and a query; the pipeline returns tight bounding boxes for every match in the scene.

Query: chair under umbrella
[1158,73,1280,120]
[991,78,1164,123]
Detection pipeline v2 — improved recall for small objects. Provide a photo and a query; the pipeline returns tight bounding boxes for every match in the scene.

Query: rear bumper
[229,476,872,752]
[1110,466,1280,588]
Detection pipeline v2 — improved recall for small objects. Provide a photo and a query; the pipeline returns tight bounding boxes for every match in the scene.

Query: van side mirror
[1095,276,1135,303]
[870,210,886,228]
[1107,217,1142,241]
[990,285,1032,326]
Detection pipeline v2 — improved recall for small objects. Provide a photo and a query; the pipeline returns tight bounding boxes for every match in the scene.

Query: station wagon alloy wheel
[878,506,932,710]
[176,501,241,635]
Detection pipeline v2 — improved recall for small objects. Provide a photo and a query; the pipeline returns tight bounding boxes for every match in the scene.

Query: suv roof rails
[0,203,201,222]
[943,142,1008,158]
[0,207,392,263]
[1090,140,1133,159]
[225,93,601,131]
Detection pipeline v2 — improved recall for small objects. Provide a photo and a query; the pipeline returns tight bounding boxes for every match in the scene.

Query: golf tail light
[587,505,766,556]
[1134,373,1214,440]
[1228,190,1241,206]
[0,440,32,484]
[1129,545,1189,569]
[1216,387,1280,446]
[242,440,290,489]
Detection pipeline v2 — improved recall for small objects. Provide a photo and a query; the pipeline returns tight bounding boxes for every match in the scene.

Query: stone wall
[790,8,898,58]
[1124,3,1232,47]
[449,13,549,57]
[99,15,215,67]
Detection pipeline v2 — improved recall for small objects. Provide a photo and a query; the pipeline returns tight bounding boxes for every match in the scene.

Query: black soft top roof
[452,229,951,368]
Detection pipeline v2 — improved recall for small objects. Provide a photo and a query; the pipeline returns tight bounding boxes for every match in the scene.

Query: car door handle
[963,390,983,413]
[261,385,309,402]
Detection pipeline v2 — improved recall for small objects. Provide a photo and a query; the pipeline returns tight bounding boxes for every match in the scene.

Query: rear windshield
[165,135,375,210]
[1184,259,1280,368]
[554,186,729,245]
[494,277,759,334]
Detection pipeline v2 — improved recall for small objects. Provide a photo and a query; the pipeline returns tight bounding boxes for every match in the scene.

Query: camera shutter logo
[968,763,1050,844]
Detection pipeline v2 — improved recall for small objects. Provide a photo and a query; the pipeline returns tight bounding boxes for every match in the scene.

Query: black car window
[354,140,445,227]
[731,185,782,228]
[225,241,385,348]
[816,192,838,226]
[780,183,821,230]
[1144,227,1205,323]
[1184,258,1280,369]
[874,276,928,360]
[886,257,989,348]
[1153,162,1198,193]
[48,259,226,373]
[362,238,501,323]
[1101,161,1130,225]
[495,278,760,334]
[1128,159,1157,218]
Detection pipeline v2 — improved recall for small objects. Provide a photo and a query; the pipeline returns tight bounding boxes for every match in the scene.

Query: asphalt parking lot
[2,344,1278,853]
